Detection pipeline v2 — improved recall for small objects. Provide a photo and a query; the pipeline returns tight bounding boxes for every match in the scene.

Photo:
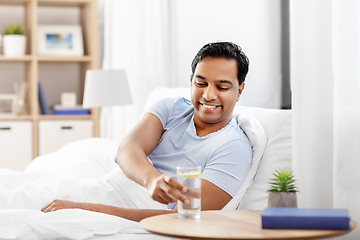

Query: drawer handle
[61,126,73,130]
[0,127,11,131]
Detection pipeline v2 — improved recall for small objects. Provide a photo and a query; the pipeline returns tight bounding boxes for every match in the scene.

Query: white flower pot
[268,192,297,208]
[3,35,26,57]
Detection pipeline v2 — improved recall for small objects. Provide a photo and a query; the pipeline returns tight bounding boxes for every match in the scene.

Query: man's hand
[147,173,189,205]
[41,200,81,213]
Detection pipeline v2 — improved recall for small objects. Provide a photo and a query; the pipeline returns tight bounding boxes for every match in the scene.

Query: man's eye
[218,86,229,91]
[196,82,207,87]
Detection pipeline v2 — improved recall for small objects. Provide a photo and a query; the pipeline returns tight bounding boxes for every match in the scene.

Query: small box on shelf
[61,92,77,107]
[0,94,17,115]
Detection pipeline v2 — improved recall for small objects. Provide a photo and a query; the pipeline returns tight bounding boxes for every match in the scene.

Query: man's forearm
[80,202,175,222]
[115,141,187,206]
[114,113,187,206]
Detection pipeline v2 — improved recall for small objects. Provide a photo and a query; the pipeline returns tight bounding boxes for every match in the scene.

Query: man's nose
[202,86,217,101]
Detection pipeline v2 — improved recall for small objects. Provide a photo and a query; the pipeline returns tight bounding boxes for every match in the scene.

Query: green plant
[268,169,298,193]
[3,23,23,35]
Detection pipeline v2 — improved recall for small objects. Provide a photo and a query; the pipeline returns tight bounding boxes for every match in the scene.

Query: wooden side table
[140,210,356,240]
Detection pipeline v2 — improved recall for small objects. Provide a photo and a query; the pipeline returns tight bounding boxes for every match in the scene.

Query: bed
[0,87,292,239]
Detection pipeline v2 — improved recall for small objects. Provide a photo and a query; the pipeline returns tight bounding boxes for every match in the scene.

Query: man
[42,42,252,222]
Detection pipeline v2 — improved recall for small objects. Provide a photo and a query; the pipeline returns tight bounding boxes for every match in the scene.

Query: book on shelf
[38,82,48,114]
[52,104,89,115]
[261,207,350,230]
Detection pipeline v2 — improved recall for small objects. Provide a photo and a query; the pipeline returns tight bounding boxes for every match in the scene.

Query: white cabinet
[38,120,93,155]
[0,121,33,171]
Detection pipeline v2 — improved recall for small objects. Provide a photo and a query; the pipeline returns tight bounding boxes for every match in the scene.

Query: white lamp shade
[83,69,133,108]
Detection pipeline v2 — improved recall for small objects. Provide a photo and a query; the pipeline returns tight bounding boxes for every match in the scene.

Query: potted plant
[268,168,298,207]
[2,23,26,57]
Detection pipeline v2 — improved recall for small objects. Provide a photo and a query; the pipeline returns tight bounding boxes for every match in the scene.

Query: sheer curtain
[291,0,360,238]
[101,0,171,143]
[100,0,284,143]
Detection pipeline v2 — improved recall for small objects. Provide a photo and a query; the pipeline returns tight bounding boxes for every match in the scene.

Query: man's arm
[41,178,232,222]
[115,113,187,204]
[41,199,176,222]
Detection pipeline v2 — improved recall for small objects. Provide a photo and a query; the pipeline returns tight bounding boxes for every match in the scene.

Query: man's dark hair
[191,42,249,85]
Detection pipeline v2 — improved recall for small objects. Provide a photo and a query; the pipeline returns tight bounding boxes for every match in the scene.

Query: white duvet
[0,138,172,240]
[0,114,267,240]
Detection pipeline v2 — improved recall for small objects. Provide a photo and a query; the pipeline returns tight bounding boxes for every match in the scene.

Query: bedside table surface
[140,210,356,240]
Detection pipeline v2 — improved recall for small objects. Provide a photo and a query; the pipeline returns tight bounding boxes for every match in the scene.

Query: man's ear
[190,74,193,83]
[237,82,245,101]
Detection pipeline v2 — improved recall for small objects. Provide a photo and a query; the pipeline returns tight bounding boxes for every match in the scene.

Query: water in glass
[177,166,201,219]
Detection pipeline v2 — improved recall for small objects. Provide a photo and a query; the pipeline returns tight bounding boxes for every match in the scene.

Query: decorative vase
[268,192,297,208]
[3,35,26,57]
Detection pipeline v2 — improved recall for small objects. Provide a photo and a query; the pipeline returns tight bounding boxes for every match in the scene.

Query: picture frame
[0,94,17,115]
[37,25,84,56]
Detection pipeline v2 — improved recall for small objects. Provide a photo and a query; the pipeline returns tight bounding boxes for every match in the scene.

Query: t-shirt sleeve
[145,98,177,128]
[201,137,252,198]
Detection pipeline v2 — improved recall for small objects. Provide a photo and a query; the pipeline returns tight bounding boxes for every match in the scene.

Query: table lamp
[83,69,133,139]
[83,69,133,108]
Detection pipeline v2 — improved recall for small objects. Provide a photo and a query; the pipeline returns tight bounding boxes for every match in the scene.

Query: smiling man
[42,42,252,222]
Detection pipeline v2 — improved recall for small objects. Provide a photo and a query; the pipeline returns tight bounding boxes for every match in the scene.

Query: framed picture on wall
[0,94,17,115]
[37,25,84,56]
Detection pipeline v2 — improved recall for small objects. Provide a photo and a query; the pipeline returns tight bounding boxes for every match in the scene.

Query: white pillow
[235,106,292,210]
[222,113,267,210]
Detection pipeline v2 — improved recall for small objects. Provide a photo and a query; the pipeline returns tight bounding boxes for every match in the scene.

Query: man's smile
[199,102,221,110]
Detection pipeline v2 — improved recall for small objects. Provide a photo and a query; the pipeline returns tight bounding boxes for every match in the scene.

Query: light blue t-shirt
[147,97,252,209]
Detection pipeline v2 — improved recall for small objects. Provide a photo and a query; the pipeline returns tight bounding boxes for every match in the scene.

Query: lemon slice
[177,171,201,177]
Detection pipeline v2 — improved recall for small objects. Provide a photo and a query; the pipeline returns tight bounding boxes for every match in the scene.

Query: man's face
[190,57,244,129]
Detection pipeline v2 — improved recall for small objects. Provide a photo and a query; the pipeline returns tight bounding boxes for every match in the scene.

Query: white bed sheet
[0,138,178,240]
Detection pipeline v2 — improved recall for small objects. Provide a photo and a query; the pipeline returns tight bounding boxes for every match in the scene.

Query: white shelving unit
[0,0,100,169]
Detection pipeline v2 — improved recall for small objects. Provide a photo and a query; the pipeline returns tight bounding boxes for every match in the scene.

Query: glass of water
[176,166,201,219]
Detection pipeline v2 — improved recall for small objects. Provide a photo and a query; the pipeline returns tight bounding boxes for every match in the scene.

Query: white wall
[170,0,282,108]
[0,1,283,109]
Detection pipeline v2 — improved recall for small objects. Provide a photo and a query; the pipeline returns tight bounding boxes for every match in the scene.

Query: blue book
[261,207,350,230]
[52,109,89,115]
[38,82,48,114]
